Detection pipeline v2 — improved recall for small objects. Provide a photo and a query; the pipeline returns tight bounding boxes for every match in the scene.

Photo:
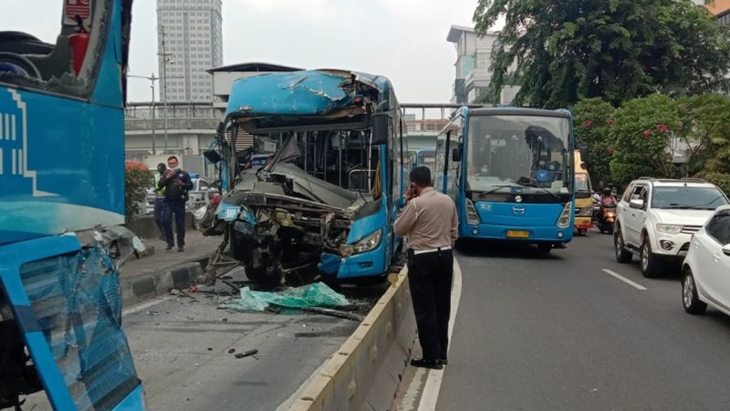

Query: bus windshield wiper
[514,181,561,200]
[475,185,519,197]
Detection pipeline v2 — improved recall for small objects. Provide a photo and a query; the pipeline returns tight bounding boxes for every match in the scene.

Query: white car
[614,178,729,277]
[681,205,730,316]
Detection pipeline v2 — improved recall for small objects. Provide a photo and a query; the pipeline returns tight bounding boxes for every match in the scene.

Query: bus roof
[225,69,394,119]
[465,107,571,118]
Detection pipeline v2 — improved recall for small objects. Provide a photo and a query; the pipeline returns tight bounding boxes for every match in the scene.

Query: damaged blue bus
[1,1,147,410]
[203,69,408,284]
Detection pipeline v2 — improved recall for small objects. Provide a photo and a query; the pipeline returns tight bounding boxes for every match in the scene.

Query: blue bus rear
[0,1,147,409]
[435,107,575,251]
[206,69,408,284]
[411,147,435,172]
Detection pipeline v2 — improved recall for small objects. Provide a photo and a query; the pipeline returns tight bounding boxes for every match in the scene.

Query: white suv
[614,178,729,278]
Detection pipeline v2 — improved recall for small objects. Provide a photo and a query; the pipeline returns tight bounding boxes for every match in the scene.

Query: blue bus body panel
[461,201,574,242]
[338,196,389,279]
[114,384,147,411]
[0,90,125,246]
[0,234,145,411]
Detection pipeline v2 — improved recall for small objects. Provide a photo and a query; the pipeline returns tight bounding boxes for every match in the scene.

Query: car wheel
[614,226,632,263]
[640,236,659,278]
[578,229,587,236]
[682,269,707,315]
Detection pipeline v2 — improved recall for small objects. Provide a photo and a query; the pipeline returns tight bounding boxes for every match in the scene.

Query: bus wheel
[536,243,552,254]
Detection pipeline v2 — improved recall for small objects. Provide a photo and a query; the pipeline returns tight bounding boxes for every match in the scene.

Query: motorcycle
[594,201,617,234]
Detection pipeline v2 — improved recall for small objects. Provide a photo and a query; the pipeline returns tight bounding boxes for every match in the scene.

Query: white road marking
[416,258,464,411]
[601,269,647,291]
[122,296,174,316]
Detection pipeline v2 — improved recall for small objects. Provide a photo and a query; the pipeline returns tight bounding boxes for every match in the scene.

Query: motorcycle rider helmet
[602,187,612,195]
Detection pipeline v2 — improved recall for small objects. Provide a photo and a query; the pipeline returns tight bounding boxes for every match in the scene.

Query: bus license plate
[507,230,529,239]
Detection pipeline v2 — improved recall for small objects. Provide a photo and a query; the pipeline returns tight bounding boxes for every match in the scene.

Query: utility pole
[158,25,173,154]
[128,73,159,155]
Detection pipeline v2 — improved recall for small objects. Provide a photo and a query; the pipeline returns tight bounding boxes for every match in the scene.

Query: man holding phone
[157,156,193,252]
[394,166,459,369]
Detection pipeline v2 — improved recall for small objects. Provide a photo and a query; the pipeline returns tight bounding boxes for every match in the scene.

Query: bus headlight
[465,199,481,225]
[352,229,383,255]
[556,202,573,229]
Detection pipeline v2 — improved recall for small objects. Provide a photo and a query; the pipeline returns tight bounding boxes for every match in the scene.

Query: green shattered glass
[227,282,349,312]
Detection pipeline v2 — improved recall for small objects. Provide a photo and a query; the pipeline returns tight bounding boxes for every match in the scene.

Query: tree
[473,0,730,109]
[125,161,151,222]
[572,98,615,188]
[608,94,682,187]
[682,93,730,194]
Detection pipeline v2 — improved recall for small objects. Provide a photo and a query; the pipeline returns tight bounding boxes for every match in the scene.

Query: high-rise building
[157,0,223,103]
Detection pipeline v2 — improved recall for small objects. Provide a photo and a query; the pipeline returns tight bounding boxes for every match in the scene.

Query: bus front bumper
[460,224,573,243]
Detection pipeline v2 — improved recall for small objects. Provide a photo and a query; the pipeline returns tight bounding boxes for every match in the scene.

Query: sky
[1,0,485,104]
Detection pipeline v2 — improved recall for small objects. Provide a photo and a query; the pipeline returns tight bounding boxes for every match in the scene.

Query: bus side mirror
[372,113,390,145]
[452,146,462,162]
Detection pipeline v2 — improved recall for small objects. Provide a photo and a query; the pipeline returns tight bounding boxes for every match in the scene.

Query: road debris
[234,349,259,359]
[226,282,349,312]
[146,310,159,316]
[301,307,364,322]
[228,348,236,354]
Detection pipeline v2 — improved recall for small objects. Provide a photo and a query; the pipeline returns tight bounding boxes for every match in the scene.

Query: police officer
[394,166,459,369]
[157,156,193,252]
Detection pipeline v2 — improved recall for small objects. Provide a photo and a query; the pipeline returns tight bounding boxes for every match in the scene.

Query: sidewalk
[120,230,222,307]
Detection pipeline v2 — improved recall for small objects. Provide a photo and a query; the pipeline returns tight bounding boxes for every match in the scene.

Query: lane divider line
[602,269,647,291]
[417,258,464,411]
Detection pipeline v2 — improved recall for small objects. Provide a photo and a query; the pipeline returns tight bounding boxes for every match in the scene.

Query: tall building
[157,0,223,103]
[446,25,519,106]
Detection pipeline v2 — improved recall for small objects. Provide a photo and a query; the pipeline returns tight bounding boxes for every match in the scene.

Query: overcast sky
[1,0,486,104]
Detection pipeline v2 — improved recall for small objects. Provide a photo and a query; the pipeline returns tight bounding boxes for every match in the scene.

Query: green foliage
[608,94,682,186]
[682,94,730,176]
[703,172,730,196]
[125,161,151,222]
[572,98,615,188]
[473,0,730,109]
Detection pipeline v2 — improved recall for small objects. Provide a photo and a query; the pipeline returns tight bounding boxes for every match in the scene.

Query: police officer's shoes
[178,247,184,252]
[165,245,174,251]
[410,358,443,369]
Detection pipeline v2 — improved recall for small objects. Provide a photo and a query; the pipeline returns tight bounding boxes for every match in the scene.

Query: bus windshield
[418,151,436,174]
[466,114,572,195]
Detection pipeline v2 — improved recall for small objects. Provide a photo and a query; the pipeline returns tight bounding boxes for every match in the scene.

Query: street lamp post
[157,25,183,155]
[128,73,159,155]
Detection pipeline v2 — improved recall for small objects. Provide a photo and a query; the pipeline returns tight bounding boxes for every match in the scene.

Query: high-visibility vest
[153,172,166,197]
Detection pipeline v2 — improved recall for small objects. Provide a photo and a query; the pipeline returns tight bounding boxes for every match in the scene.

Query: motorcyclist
[600,187,616,207]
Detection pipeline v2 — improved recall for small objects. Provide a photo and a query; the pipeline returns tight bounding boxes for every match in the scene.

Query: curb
[120,256,209,308]
[287,266,417,411]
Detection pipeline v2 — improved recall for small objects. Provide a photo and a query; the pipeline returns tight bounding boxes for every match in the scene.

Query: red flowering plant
[572,98,616,187]
[125,161,152,222]
[608,94,682,186]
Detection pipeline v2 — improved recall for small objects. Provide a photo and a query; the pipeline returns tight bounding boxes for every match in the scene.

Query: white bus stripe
[11,114,16,141]
[18,148,23,174]
[0,148,4,175]
[11,148,17,175]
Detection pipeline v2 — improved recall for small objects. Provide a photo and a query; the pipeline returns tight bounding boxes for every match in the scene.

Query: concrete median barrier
[288,267,416,411]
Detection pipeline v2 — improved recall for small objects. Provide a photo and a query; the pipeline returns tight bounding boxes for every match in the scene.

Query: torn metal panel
[225,69,381,119]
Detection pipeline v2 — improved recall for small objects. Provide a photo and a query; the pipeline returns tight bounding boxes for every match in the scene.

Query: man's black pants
[407,248,454,361]
[162,201,186,248]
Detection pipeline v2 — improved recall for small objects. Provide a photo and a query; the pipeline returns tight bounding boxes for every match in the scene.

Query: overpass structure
[123,102,491,158]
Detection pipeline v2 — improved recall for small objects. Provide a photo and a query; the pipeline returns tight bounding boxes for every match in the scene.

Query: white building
[447,25,519,106]
[157,0,223,103]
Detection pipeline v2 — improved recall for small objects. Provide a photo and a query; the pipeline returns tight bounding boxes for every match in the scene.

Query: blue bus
[411,147,436,173]
[0,1,147,409]
[435,107,575,252]
[208,69,408,284]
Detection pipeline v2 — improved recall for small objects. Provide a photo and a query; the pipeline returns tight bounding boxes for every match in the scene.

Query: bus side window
[0,1,103,98]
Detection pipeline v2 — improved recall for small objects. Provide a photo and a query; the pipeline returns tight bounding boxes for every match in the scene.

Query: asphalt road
[436,231,730,411]
[123,274,385,411]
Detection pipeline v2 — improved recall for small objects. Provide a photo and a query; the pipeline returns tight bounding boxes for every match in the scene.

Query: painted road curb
[120,257,208,308]
[288,266,417,411]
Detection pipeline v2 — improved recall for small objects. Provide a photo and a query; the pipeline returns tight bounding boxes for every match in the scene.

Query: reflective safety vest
[153,172,166,198]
